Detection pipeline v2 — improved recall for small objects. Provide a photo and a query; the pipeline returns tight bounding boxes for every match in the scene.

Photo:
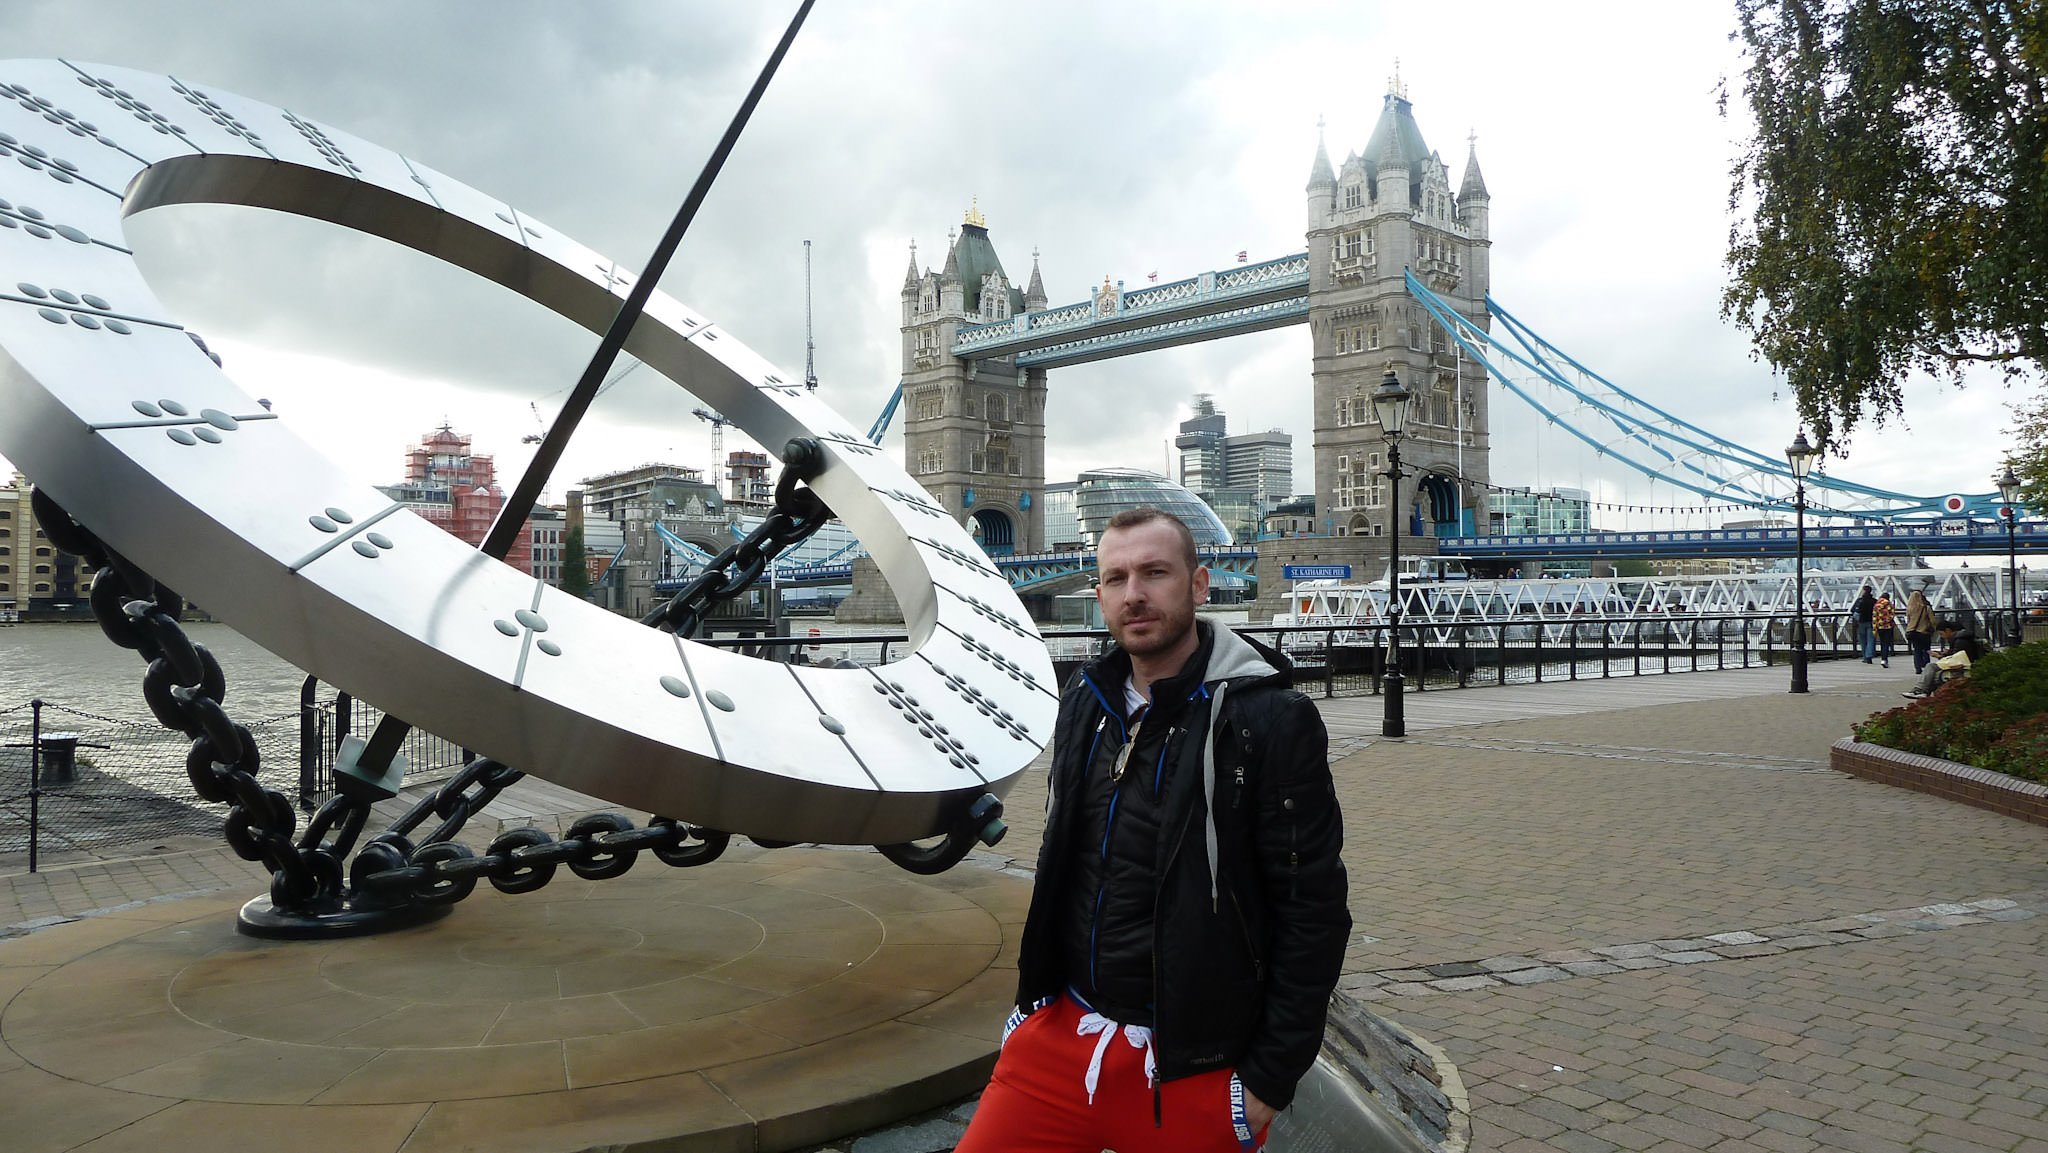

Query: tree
[1723,0,2048,460]
[561,526,590,598]
[1611,557,1659,578]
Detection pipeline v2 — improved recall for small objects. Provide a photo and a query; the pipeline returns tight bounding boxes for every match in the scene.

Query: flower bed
[1852,640,2048,781]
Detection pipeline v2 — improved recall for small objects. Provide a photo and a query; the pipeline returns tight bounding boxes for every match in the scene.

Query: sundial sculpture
[0,51,1056,933]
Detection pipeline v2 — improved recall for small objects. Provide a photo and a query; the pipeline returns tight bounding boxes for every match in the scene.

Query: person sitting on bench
[1902,619,1983,698]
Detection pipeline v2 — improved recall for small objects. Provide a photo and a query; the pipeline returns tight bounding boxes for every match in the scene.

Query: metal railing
[9,611,2010,870]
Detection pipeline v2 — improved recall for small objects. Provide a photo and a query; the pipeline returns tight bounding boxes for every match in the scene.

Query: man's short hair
[1102,507,1199,573]
[1938,619,1958,631]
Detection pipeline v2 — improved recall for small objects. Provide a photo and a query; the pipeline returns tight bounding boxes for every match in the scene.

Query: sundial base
[237,894,453,940]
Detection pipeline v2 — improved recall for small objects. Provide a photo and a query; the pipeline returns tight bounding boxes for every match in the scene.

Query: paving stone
[1650,938,1715,952]
[1537,948,1605,965]
[1594,942,1662,960]
[1656,950,1721,964]
[1431,975,1502,992]
[1383,982,1438,997]
[1614,956,1670,970]
[849,1117,966,1153]
[1712,943,1787,959]
[1706,931,1769,945]
[1561,960,1625,977]
[1426,961,1490,978]
[1982,908,2036,922]
[1479,955,1545,973]
[1966,899,2017,911]
[1497,966,1572,986]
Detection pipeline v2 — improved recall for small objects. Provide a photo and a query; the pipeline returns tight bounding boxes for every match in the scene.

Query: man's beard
[1110,598,1196,658]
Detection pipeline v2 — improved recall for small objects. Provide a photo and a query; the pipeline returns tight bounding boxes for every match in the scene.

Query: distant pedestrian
[1905,589,1937,673]
[1852,585,1877,663]
[1871,592,1896,668]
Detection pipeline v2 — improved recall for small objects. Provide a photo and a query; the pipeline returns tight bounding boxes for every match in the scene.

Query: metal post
[1791,478,1809,692]
[1382,441,1405,738]
[1325,628,1335,699]
[298,674,318,810]
[2008,511,2021,646]
[28,698,41,874]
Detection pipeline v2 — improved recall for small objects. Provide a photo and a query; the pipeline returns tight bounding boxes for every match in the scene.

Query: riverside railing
[5,610,1981,867]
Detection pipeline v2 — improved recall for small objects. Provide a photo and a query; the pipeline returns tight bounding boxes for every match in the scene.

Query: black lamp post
[1375,366,1413,738]
[1997,464,2022,645]
[1786,431,1819,694]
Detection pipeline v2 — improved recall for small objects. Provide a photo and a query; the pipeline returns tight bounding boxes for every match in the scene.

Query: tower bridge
[815,79,2029,617]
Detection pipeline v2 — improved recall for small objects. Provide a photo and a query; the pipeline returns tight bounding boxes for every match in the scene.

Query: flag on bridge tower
[1148,271,1158,282]
[1237,250,1248,262]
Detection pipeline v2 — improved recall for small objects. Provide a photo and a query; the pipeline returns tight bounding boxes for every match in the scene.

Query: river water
[0,621,314,724]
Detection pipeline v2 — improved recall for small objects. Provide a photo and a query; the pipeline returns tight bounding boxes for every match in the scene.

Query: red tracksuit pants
[954,993,1268,1153]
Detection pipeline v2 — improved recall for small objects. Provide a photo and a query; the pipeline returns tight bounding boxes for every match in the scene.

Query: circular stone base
[0,846,1027,1153]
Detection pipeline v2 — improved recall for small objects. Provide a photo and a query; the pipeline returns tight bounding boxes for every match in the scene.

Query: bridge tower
[898,204,1049,556]
[1305,77,1493,546]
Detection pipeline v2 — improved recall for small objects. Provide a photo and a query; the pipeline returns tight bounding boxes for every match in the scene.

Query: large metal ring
[0,60,1055,845]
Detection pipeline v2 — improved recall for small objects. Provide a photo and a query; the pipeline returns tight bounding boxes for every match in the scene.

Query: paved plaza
[5,656,2046,1152]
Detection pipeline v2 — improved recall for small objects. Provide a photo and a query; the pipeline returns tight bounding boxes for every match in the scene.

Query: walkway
[7,655,2045,1152]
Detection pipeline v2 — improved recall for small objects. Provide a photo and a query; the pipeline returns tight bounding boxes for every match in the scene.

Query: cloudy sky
[0,1,2030,527]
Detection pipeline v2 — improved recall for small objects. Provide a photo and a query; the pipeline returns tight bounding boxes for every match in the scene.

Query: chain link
[642,437,830,637]
[31,439,828,921]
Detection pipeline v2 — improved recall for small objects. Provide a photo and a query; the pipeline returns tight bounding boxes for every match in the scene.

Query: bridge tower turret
[898,204,1047,558]
[1304,74,1493,550]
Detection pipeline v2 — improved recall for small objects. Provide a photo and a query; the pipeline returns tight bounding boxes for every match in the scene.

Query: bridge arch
[1418,474,1462,536]
[971,508,1016,556]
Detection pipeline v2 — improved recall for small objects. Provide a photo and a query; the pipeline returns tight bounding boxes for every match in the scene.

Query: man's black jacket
[1012,623,1351,1110]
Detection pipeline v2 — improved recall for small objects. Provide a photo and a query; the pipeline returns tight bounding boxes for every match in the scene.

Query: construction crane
[692,407,728,490]
[522,401,544,445]
[803,239,819,392]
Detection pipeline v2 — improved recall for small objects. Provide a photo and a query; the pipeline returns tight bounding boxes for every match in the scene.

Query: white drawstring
[1076,1011,1155,1103]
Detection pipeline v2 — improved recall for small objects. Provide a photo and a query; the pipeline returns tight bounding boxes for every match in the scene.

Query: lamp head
[1996,464,2021,507]
[1373,365,1412,440]
[1785,431,1818,480]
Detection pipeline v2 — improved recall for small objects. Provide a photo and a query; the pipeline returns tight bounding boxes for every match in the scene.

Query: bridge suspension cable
[1403,271,2003,520]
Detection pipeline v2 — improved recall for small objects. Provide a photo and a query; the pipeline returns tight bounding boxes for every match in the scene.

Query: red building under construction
[379,425,538,576]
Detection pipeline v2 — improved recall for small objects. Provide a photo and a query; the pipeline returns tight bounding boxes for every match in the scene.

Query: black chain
[642,437,832,637]
[34,488,316,908]
[28,439,830,921]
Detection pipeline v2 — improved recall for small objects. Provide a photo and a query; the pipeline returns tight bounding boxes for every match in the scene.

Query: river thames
[0,621,314,724]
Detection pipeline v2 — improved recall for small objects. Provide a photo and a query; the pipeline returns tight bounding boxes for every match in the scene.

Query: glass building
[1073,468,1234,548]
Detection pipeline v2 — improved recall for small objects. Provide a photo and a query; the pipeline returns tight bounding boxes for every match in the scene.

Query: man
[1902,618,1984,698]
[955,508,1351,1153]
[1852,585,1877,663]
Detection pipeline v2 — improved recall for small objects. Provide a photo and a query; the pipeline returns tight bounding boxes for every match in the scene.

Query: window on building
[970,452,985,473]
[987,448,1006,474]
[988,394,1006,422]
[1343,184,1361,209]
[35,582,50,593]
[1339,231,1362,260]
[34,564,50,575]
[963,396,979,418]
[1335,330,1347,354]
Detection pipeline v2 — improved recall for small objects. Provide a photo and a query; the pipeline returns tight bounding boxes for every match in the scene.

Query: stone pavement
[1321,660,2048,1153]
[8,656,2047,1152]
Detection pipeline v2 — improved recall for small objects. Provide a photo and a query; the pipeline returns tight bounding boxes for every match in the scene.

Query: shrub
[1983,715,2048,782]
[1855,639,2048,779]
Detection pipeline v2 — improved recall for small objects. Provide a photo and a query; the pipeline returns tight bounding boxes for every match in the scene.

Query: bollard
[28,699,41,874]
[37,731,81,785]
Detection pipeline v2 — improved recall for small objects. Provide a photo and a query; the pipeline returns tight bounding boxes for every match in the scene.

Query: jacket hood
[1206,623,1289,687]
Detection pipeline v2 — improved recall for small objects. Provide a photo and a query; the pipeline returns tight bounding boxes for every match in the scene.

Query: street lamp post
[1785,432,1820,694]
[1374,367,1414,738]
[1997,465,2022,645]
